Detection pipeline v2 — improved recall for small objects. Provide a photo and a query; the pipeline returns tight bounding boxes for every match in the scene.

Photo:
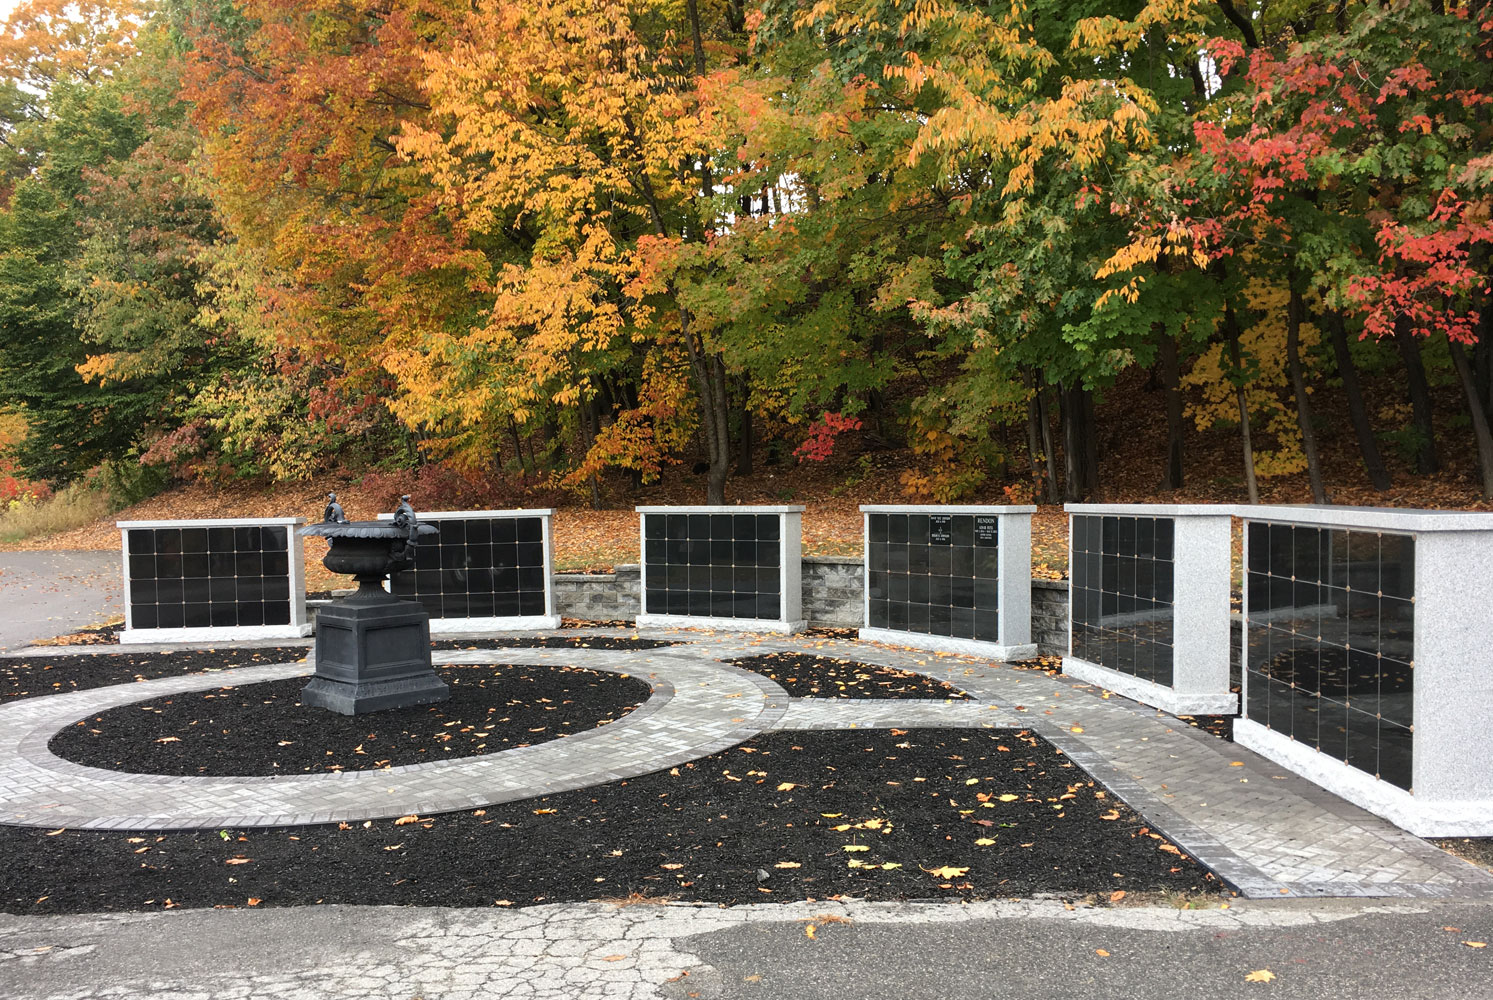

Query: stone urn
[298,511,447,715]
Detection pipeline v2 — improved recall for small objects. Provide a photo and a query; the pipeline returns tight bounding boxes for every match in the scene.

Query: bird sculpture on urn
[323,492,347,524]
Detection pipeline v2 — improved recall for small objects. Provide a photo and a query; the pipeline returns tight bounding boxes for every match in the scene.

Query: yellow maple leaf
[776,782,798,791]
[921,865,969,879]
[975,838,996,845]
[998,794,1019,802]
[843,845,870,853]
[1244,969,1276,982]
[774,861,801,869]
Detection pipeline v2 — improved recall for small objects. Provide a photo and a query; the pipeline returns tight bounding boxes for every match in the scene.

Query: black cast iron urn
[297,495,447,714]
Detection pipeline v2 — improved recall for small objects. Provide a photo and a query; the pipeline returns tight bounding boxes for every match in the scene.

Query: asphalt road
[0,551,121,651]
[2,897,1493,999]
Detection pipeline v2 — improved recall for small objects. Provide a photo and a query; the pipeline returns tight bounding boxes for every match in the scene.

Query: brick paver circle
[0,645,790,830]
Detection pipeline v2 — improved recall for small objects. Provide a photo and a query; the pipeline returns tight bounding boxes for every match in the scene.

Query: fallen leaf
[921,865,969,879]
[246,898,261,907]
[155,737,181,744]
[1244,969,1275,982]
[1070,726,1084,733]
[1100,810,1121,821]
[603,955,626,962]
[1230,761,1244,767]
[532,809,557,815]
[394,815,419,826]
[1096,949,1110,957]
[1464,941,1487,949]
[774,861,801,869]
[777,783,798,791]
[998,794,1020,802]
[843,845,870,853]
[1110,890,1126,902]
[804,924,817,940]
[661,863,684,870]
[43,828,65,836]
[225,858,252,866]
[975,838,996,846]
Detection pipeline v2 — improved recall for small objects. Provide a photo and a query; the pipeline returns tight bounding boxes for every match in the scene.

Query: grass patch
[0,483,119,543]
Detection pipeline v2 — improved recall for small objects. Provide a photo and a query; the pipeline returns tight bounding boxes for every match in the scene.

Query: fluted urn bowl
[300,520,438,588]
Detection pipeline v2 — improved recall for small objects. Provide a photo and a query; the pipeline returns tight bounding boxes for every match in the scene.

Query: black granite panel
[1244,522,1415,791]
[866,512,998,641]
[389,515,549,620]
[1069,514,1175,684]
[125,523,296,630]
[641,512,785,620]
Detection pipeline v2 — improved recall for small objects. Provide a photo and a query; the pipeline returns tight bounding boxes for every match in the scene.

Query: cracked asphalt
[4,897,1493,999]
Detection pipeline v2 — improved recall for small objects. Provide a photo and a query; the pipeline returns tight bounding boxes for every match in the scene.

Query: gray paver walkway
[0,646,787,830]
[1,626,1490,903]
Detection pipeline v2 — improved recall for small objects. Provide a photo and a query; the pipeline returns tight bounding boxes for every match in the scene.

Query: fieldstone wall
[550,557,1075,653]
[800,556,864,627]
[1031,580,1069,656]
[553,565,641,622]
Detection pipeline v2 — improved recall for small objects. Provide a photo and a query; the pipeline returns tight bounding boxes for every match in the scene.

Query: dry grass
[0,484,120,544]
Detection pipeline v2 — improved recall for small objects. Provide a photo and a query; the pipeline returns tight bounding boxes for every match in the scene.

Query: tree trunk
[1286,286,1328,504]
[1060,382,1097,502]
[1158,330,1185,490]
[507,418,528,476]
[1036,382,1059,504]
[1393,316,1440,474]
[1225,305,1259,504]
[735,375,753,476]
[1327,312,1391,490]
[1449,336,1493,498]
[1082,387,1100,494]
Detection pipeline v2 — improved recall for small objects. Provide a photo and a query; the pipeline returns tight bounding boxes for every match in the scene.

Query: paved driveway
[0,551,121,652]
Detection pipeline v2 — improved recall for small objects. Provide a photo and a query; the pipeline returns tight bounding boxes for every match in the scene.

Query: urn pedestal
[298,522,447,715]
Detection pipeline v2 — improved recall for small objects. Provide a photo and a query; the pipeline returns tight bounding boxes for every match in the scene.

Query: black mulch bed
[430,635,681,651]
[723,652,967,700]
[0,728,1224,914]
[2,647,312,703]
[50,664,651,776]
[1176,715,1235,741]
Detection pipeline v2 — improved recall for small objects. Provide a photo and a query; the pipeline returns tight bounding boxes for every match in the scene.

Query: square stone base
[303,594,447,714]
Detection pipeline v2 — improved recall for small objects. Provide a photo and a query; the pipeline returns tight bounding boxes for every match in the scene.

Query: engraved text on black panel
[867,513,999,642]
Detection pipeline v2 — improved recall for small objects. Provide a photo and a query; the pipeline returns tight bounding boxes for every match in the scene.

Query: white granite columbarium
[858,504,1037,660]
[635,506,804,633]
[118,517,311,643]
[376,508,560,632]
[1061,503,1235,716]
[1237,505,1493,837]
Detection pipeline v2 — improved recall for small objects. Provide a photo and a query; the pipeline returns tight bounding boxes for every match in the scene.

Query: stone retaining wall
[551,558,1074,654]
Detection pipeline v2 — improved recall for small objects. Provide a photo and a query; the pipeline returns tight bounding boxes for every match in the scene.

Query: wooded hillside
[0,0,1490,513]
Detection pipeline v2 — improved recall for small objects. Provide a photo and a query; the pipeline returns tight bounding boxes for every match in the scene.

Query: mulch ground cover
[48,663,651,776]
[2,647,311,702]
[0,728,1225,915]
[724,652,967,700]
